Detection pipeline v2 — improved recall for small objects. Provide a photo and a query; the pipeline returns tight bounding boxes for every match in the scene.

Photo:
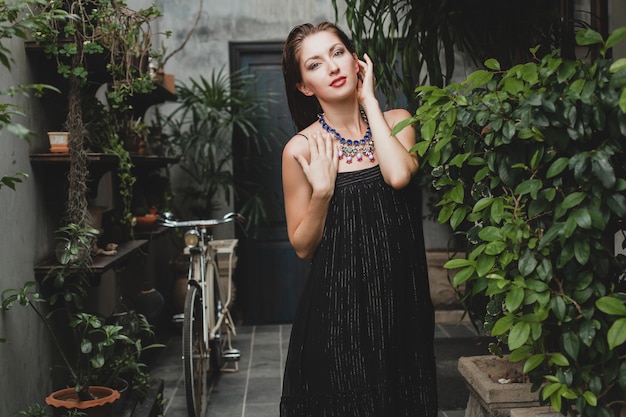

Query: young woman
[280,22,438,416]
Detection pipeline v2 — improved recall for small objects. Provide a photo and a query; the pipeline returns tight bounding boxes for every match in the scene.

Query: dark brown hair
[282,22,356,131]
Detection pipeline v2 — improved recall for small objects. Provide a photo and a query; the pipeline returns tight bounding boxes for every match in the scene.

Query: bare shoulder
[383,108,412,127]
[283,133,308,159]
[282,122,318,160]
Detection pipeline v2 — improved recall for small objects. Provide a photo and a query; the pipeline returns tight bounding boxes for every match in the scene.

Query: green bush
[403,27,626,417]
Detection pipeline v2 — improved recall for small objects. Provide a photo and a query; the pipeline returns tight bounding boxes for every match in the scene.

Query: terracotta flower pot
[45,386,120,417]
[47,131,69,153]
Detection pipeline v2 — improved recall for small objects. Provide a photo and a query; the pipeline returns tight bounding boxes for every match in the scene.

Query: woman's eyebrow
[302,43,344,65]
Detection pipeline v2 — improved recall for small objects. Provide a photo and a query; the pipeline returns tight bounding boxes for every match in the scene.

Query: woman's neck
[318,102,364,134]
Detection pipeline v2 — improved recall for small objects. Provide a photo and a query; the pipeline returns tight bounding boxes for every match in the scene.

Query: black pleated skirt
[280,165,438,417]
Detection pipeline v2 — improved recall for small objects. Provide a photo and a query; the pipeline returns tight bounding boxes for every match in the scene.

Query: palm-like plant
[162,68,273,224]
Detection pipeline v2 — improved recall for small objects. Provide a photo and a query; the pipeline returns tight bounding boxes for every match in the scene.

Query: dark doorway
[229,42,309,324]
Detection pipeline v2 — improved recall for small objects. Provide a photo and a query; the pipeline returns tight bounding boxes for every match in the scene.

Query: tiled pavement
[149,311,491,417]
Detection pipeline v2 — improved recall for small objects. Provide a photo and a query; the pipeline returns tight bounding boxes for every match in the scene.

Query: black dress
[280,165,438,417]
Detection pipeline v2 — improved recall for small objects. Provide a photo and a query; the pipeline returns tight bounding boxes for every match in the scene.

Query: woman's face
[296,30,359,102]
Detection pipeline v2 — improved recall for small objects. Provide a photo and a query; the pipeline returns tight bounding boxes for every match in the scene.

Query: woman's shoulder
[383,108,412,124]
[282,122,318,156]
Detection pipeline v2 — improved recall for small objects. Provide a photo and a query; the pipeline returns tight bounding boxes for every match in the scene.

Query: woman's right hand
[282,131,338,259]
[293,131,338,197]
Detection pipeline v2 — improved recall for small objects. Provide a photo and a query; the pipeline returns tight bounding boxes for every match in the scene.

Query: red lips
[330,76,347,87]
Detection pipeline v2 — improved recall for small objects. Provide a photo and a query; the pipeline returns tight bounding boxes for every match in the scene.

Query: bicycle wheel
[183,285,207,417]
[207,259,225,372]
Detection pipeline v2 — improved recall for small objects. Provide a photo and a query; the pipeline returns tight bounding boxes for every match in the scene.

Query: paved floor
[148,311,491,417]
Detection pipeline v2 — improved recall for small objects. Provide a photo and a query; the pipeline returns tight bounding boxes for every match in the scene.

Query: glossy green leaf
[476,254,495,277]
[485,241,507,255]
[542,382,562,400]
[571,208,592,229]
[550,390,562,411]
[478,226,503,241]
[574,240,590,265]
[465,70,494,87]
[519,249,538,276]
[562,331,580,358]
[607,318,626,350]
[562,192,586,209]
[549,353,570,367]
[508,321,531,349]
[605,27,626,51]
[485,58,501,71]
[491,198,505,223]
[538,224,561,249]
[450,206,468,230]
[491,314,515,336]
[506,286,524,312]
[453,266,475,286]
[551,296,566,321]
[547,157,569,178]
[473,197,494,213]
[579,320,596,347]
[438,203,454,223]
[450,184,464,204]
[420,119,436,141]
[591,154,616,188]
[576,28,604,46]
[557,61,577,83]
[596,296,626,316]
[523,353,545,374]
[582,391,598,407]
[514,179,542,199]
[508,345,532,362]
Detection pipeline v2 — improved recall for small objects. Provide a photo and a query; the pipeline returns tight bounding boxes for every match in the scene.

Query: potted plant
[2,224,128,412]
[402,26,626,417]
[161,68,274,225]
[93,307,164,399]
[31,0,164,230]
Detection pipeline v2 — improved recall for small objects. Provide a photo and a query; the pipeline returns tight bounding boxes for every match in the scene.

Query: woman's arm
[282,131,338,259]
[357,54,418,189]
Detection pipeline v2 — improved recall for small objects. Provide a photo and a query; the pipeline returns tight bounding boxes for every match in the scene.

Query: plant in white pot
[400,27,626,417]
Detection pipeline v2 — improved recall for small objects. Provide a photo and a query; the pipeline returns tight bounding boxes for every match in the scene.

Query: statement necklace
[317,111,375,163]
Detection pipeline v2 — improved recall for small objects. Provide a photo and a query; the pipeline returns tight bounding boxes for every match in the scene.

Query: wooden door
[230,42,309,324]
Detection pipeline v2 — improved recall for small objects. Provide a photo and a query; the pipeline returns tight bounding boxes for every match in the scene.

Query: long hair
[282,22,356,132]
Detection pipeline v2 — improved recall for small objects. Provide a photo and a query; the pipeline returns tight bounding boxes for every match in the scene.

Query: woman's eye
[333,49,344,57]
[309,62,320,70]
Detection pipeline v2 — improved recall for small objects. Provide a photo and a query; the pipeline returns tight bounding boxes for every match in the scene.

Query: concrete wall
[0,30,58,415]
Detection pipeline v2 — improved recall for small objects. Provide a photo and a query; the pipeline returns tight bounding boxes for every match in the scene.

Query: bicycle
[158,211,245,417]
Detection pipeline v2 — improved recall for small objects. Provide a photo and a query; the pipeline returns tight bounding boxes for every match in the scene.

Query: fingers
[294,132,337,172]
[310,131,334,160]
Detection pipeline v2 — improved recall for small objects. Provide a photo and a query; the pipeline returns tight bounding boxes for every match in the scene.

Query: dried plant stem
[66,52,89,228]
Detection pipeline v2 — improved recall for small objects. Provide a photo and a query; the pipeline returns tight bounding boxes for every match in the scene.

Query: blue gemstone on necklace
[317,112,375,163]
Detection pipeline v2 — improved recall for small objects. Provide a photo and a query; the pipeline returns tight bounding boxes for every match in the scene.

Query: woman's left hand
[357,53,376,105]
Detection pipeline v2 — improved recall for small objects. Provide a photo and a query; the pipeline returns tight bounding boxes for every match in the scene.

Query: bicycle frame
[159,212,245,417]
[159,212,243,367]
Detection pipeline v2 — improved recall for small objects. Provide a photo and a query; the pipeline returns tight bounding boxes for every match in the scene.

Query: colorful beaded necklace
[317,111,375,163]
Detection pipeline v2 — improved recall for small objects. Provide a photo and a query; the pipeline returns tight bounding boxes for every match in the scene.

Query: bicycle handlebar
[157,211,246,228]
